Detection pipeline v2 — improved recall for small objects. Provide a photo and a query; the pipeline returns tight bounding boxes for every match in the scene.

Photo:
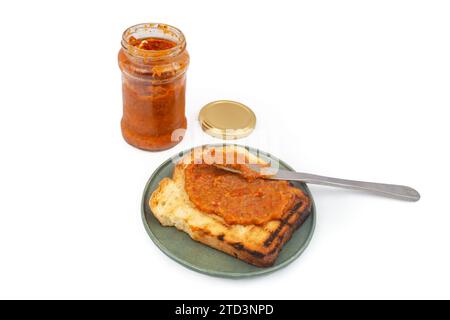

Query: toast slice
[149,146,311,267]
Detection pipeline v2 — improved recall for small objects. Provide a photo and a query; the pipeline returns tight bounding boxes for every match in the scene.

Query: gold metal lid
[199,100,256,140]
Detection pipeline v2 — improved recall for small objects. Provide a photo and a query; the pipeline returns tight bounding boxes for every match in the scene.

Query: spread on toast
[184,163,304,225]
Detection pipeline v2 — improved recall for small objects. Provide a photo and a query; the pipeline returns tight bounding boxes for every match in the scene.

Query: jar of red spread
[118,23,190,151]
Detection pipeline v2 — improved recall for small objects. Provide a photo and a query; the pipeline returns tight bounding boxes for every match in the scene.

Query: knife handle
[290,171,420,202]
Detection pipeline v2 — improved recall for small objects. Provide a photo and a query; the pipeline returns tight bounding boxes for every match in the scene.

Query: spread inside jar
[119,24,189,151]
[128,36,177,50]
[184,163,303,225]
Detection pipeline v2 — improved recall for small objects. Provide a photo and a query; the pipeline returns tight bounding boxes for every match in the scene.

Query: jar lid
[199,100,256,140]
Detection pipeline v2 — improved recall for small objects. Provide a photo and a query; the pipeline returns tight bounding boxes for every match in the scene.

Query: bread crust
[149,146,311,267]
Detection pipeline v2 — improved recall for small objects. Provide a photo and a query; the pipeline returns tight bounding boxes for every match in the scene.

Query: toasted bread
[149,146,311,267]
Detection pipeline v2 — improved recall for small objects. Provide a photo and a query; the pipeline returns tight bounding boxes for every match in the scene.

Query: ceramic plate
[141,145,316,278]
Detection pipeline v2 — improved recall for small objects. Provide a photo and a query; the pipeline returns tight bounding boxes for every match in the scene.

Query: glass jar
[118,23,190,151]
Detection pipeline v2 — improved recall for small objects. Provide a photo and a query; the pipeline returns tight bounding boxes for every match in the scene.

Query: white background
[0,0,449,300]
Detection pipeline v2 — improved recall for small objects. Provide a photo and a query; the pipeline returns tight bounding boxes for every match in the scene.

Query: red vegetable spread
[184,163,305,225]
[128,36,177,50]
[119,26,189,151]
[218,163,269,181]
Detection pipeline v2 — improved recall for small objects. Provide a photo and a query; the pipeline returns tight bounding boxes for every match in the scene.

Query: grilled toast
[149,146,311,267]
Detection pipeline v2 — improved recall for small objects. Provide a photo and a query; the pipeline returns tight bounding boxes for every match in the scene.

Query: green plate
[141,144,316,278]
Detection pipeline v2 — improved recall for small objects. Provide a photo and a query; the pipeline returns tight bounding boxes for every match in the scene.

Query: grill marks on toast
[231,243,266,259]
[211,194,311,262]
[263,196,308,248]
[246,197,310,260]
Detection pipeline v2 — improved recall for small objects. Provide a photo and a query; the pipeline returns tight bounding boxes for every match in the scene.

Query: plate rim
[141,144,316,278]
